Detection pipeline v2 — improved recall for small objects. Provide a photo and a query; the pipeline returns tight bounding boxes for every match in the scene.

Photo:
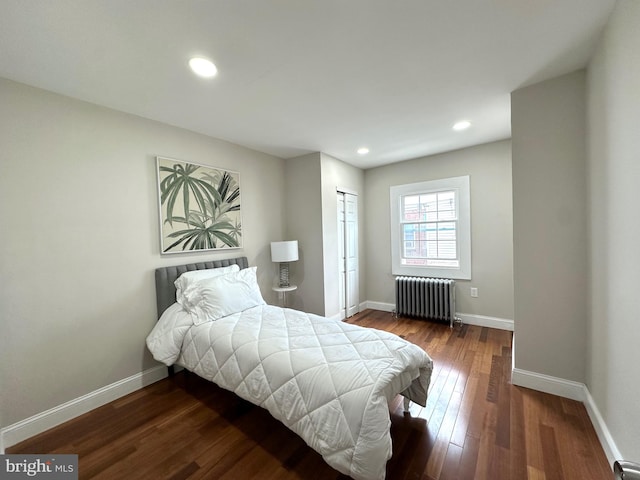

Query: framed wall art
[156,156,242,254]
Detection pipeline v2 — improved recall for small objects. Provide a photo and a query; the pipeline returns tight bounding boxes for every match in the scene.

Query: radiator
[395,276,457,327]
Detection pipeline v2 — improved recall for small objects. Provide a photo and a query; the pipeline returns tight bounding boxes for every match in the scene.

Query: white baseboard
[363,301,394,312]
[583,388,622,468]
[456,312,514,331]
[511,367,586,401]
[1,365,167,452]
[511,367,619,469]
[361,302,514,331]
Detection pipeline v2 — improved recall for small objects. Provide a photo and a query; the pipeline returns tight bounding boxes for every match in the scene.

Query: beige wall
[511,70,588,383]
[284,153,324,314]
[587,0,640,459]
[364,140,514,321]
[320,153,365,318]
[0,78,286,427]
[284,152,365,318]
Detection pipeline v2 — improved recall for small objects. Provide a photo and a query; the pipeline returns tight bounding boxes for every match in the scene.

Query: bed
[146,257,433,480]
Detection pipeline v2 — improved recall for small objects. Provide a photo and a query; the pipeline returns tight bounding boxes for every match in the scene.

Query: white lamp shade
[271,241,299,262]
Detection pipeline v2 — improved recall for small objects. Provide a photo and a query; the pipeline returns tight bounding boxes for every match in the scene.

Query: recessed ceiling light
[357,147,369,155]
[453,120,471,131]
[189,57,218,78]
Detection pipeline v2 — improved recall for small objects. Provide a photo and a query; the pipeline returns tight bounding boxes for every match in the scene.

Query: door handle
[614,460,640,480]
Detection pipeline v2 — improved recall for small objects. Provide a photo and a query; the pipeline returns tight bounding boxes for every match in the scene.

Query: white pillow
[174,264,240,306]
[183,266,266,323]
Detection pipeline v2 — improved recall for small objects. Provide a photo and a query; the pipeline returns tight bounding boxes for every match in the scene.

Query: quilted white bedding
[147,303,433,480]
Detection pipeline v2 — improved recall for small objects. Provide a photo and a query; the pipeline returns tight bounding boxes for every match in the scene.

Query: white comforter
[147,303,432,480]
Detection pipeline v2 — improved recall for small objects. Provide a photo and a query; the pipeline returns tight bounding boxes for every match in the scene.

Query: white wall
[587,0,640,460]
[511,70,588,384]
[0,78,286,428]
[364,140,514,321]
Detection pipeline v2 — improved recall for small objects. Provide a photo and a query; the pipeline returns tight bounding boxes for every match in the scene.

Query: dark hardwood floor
[8,309,612,479]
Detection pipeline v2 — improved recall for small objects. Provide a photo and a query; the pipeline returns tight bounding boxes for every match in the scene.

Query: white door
[338,195,347,317]
[338,192,359,319]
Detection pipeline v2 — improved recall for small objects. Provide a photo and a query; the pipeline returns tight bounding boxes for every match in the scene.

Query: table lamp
[270,240,298,287]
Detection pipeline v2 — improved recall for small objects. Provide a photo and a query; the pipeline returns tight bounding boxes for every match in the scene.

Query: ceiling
[0,1,615,169]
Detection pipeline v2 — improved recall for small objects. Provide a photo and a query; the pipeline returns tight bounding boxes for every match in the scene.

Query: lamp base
[278,262,290,287]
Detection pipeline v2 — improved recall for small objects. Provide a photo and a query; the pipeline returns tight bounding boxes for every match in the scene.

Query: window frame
[390,176,471,280]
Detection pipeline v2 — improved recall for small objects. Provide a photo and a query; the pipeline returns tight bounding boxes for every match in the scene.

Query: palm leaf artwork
[157,157,241,253]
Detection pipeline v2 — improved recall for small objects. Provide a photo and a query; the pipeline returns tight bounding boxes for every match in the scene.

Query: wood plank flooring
[8,309,612,479]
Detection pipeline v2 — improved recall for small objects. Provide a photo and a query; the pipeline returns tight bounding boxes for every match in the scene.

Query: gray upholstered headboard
[154,256,249,318]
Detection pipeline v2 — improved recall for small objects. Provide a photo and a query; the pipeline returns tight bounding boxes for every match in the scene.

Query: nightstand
[272,285,297,307]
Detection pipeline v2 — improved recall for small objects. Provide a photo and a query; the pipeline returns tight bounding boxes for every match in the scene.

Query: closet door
[338,194,347,317]
[338,191,359,319]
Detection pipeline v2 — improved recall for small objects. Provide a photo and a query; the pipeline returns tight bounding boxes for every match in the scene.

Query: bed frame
[154,256,249,319]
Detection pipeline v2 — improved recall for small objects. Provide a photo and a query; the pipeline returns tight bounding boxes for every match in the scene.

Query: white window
[390,176,471,279]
